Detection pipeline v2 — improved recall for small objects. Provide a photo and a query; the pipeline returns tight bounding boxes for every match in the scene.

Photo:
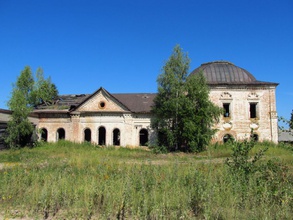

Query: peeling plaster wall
[35,85,278,146]
[210,85,278,143]
[37,112,155,146]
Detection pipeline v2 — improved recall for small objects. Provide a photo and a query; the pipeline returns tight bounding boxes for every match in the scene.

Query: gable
[75,88,130,112]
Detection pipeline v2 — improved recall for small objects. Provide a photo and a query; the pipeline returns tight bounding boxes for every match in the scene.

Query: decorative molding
[222,122,232,130]
[220,92,232,100]
[250,122,259,130]
[247,92,260,100]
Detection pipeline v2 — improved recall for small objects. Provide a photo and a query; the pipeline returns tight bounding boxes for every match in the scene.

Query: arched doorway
[40,128,48,142]
[84,128,91,142]
[98,127,106,145]
[57,128,65,141]
[223,134,233,143]
[139,128,148,146]
[113,128,120,146]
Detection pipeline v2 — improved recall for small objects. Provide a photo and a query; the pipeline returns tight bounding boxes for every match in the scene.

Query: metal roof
[190,61,278,86]
[112,93,156,113]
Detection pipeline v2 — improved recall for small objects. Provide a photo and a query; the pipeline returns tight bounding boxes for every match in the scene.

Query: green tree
[5,66,34,148]
[31,68,58,106]
[5,66,58,148]
[151,45,222,152]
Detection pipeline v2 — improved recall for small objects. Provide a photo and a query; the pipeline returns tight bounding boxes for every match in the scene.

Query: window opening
[113,128,120,146]
[223,134,233,143]
[223,103,230,117]
[57,128,65,141]
[98,127,106,145]
[250,103,257,119]
[139,129,148,146]
[84,128,91,142]
[99,101,106,109]
[251,133,259,142]
[41,128,48,142]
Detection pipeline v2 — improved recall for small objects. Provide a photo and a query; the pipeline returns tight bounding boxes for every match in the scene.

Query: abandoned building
[1,61,279,147]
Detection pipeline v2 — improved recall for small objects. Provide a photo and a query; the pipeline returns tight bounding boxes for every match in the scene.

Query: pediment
[75,88,129,112]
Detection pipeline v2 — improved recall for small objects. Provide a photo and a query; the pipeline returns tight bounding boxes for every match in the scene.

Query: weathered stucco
[210,85,278,143]
[34,83,278,146]
[31,61,279,146]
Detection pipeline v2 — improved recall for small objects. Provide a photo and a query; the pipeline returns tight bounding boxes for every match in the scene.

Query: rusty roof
[190,61,278,86]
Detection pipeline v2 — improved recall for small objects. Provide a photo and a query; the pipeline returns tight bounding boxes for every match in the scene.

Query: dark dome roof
[190,61,261,85]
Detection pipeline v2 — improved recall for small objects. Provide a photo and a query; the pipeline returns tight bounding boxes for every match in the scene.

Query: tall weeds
[0,141,292,219]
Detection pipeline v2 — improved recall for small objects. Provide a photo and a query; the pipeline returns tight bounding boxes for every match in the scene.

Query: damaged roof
[35,92,156,113]
[112,93,156,113]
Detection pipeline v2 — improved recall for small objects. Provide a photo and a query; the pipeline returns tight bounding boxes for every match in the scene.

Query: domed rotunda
[190,61,276,85]
[189,61,278,143]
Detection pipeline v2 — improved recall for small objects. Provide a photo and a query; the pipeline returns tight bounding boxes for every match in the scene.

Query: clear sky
[1,0,292,124]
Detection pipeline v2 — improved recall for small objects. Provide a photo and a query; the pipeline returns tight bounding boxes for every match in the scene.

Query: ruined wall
[209,85,278,143]
[37,112,154,146]
[35,84,278,146]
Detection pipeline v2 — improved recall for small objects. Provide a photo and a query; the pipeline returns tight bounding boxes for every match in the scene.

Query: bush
[225,139,293,209]
[225,140,268,178]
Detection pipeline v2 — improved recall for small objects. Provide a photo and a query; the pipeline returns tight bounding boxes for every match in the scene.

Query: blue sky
[1,0,292,123]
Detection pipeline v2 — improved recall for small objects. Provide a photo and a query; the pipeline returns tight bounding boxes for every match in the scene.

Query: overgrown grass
[0,141,292,219]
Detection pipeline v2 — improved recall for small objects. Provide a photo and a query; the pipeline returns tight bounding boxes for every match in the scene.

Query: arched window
[98,126,106,145]
[57,128,65,141]
[113,128,120,146]
[40,128,48,142]
[139,128,148,146]
[223,134,233,143]
[251,133,259,142]
[84,128,91,142]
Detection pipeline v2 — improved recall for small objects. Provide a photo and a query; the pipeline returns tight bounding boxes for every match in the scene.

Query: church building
[33,61,278,146]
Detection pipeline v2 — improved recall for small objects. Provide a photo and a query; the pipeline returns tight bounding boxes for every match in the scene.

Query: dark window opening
[84,128,91,142]
[251,133,259,142]
[223,103,230,117]
[57,128,65,141]
[250,103,257,119]
[41,128,48,142]
[113,128,120,146]
[223,134,233,143]
[99,101,106,109]
[98,127,106,145]
[139,129,148,146]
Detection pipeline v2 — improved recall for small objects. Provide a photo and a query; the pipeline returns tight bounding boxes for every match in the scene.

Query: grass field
[0,141,292,219]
